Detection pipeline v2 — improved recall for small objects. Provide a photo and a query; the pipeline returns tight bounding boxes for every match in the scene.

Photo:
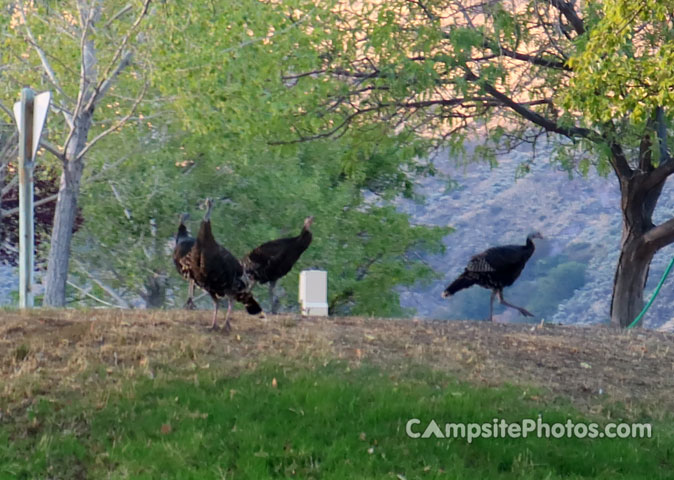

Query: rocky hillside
[398,144,674,329]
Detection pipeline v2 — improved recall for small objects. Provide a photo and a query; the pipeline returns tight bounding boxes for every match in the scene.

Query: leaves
[52,0,449,314]
[566,0,674,124]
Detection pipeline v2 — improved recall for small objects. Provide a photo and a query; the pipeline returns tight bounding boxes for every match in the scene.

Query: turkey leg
[223,298,233,333]
[209,299,219,330]
[488,290,497,322]
[497,291,534,317]
[184,280,196,310]
[269,280,279,314]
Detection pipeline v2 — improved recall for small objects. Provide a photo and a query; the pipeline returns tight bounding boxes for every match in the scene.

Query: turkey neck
[524,236,536,256]
[197,219,218,248]
[297,227,312,249]
[176,224,190,242]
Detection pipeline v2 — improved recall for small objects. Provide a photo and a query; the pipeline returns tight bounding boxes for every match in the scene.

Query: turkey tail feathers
[442,272,476,297]
[235,292,263,315]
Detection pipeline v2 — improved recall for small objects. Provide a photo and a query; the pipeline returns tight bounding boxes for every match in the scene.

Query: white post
[299,270,328,316]
[13,88,50,308]
[18,88,35,308]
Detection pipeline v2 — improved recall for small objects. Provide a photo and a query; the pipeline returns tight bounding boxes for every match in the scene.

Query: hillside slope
[2,310,674,415]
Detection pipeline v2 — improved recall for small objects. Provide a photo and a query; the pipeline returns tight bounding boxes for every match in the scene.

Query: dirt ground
[2,309,674,417]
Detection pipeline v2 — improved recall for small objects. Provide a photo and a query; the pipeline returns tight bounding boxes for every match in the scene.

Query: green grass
[1,362,672,479]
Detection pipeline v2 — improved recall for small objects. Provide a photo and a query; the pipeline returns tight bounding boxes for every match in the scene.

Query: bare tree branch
[18,5,71,101]
[73,258,132,308]
[67,279,126,308]
[464,69,594,139]
[1,176,18,197]
[0,101,13,121]
[85,152,134,183]
[40,140,66,162]
[0,193,59,218]
[547,0,586,35]
[486,43,572,71]
[76,80,147,161]
[104,4,133,29]
[600,133,632,182]
[85,51,134,113]
[85,0,151,112]
[109,181,132,220]
[62,1,100,153]
[407,0,436,22]
[644,217,674,252]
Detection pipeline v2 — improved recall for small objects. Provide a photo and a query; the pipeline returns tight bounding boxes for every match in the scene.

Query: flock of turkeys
[173,198,313,332]
[174,198,543,327]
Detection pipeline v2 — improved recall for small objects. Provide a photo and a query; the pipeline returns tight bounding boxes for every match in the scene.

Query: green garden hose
[627,257,674,329]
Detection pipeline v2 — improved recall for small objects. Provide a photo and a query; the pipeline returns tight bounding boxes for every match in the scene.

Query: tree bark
[42,1,100,307]
[610,234,654,327]
[142,273,166,308]
[43,106,91,306]
[43,155,85,306]
[609,169,668,327]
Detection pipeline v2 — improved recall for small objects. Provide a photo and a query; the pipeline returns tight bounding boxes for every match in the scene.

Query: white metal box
[299,270,328,316]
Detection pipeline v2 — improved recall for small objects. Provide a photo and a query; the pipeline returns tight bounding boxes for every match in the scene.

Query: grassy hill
[2,310,674,478]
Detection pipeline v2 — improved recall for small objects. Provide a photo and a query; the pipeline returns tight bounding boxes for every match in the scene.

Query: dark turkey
[188,198,263,331]
[173,213,197,309]
[242,216,313,313]
[442,232,543,321]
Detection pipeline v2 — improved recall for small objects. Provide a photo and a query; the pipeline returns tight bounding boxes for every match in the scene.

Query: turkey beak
[204,198,214,220]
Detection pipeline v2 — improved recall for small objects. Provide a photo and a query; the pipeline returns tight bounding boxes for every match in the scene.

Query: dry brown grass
[2,309,674,417]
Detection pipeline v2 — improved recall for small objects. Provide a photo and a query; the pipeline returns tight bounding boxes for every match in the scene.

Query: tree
[0,0,152,306]
[14,0,443,313]
[565,0,674,327]
[263,0,674,326]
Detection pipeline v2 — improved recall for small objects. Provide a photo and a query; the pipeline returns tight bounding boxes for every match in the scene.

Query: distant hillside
[398,145,674,329]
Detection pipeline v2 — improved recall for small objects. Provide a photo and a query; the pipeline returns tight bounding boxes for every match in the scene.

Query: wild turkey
[242,216,314,313]
[188,198,263,331]
[173,213,197,309]
[442,232,543,322]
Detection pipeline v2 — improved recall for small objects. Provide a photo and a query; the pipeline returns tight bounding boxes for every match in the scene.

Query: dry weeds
[2,309,674,417]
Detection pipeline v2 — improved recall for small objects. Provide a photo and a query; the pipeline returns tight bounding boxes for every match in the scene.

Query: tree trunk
[142,273,166,308]
[610,234,654,327]
[43,157,84,306]
[609,171,663,327]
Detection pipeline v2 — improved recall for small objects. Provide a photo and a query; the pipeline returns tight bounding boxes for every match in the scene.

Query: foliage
[74,0,447,314]
[250,0,585,158]
[6,0,673,321]
[0,0,449,313]
[2,361,672,478]
[234,0,674,326]
[566,0,674,125]
[520,260,587,321]
[0,0,155,305]
[0,0,150,167]
[74,131,447,315]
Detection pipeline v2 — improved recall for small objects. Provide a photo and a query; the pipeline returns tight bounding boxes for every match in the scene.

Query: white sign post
[299,270,328,316]
[13,88,51,308]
